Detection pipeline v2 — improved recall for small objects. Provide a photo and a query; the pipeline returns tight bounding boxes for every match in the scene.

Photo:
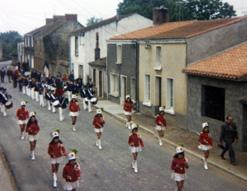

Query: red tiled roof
[183,42,247,80]
[110,16,246,40]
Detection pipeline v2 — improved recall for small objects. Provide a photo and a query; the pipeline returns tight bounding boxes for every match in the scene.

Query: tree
[117,0,236,21]
[86,17,103,26]
[0,31,22,60]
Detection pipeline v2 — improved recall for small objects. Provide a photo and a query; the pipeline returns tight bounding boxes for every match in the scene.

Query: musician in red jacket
[63,151,81,191]
[198,122,213,170]
[92,109,105,150]
[69,95,80,131]
[128,124,144,173]
[26,112,40,160]
[171,146,189,191]
[16,101,29,140]
[155,106,167,146]
[123,95,134,129]
[48,130,67,188]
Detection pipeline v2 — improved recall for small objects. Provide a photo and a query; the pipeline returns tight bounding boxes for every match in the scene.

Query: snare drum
[52,100,60,107]
[5,101,13,109]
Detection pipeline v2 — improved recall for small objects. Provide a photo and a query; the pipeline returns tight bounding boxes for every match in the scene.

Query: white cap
[68,152,76,161]
[72,95,77,99]
[202,122,209,129]
[159,107,165,112]
[30,112,36,117]
[126,95,130,99]
[176,146,184,154]
[52,131,59,138]
[131,123,138,130]
[96,109,102,114]
[20,101,26,106]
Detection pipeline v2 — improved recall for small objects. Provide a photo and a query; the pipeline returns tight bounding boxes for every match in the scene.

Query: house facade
[17,42,25,63]
[184,42,247,151]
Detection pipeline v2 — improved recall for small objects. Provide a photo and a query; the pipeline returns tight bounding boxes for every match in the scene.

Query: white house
[17,42,25,63]
[70,13,153,82]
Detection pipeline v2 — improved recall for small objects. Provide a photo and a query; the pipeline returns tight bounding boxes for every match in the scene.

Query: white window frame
[143,74,151,106]
[110,73,119,97]
[116,44,122,64]
[165,78,175,114]
[154,46,162,70]
[75,36,79,57]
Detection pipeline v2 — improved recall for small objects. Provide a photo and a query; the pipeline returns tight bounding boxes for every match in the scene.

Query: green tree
[0,31,22,59]
[86,17,103,26]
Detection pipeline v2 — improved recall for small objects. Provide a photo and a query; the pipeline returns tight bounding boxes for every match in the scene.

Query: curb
[99,107,247,182]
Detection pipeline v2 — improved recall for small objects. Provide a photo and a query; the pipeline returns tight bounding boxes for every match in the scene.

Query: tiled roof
[110,16,246,40]
[183,42,247,81]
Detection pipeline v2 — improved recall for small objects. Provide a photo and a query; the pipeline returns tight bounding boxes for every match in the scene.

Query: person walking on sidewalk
[128,124,144,173]
[0,68,6,83]
[198,122,213,170]
[92,109,105,150]
[69,95,80,131]
[219,115,238,165]
[155,106,167,146]
[48,130,67,188]
[171,146,189,191]
[26,112,40,160]
[123,95,134,129]
[16,101,29,140]
[63,150,81,191]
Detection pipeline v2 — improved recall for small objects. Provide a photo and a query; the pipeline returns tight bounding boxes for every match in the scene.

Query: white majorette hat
[202,122,209,129]
[52,131,59,138]
[176,146,184,154]
[96,109,102,114]
[131,123,138,130]
[20,101,26,106]
[159,106,165,112]
[72,95,77,99]
[68,152,76,161]
[30,111,36,117]
[126,95,130,99]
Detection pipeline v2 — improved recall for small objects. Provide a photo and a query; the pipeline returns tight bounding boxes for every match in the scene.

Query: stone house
[110,16,247,129]
[184,42,247,151]
[17,42,25,63]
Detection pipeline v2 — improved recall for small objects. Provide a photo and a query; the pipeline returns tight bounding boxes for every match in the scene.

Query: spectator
[7,68,12,83]
[0,68,6,83]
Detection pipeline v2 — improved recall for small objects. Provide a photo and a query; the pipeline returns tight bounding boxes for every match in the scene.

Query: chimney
[53,15,65,22]
[46,18,53,25]
[65,14,77,22]
[95,32,100,60]
[153,6,169,25]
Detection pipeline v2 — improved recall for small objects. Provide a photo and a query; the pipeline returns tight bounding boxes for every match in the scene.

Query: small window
[202,85,225,121]
[167,78,174,110]
[154,46,162,70]
[116,44,122,64]
[110,74,119,96]
[144,75,151,102]
[75,36,79,57]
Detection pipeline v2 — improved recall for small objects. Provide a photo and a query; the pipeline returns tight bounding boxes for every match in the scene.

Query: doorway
[99,70,103,98]
[155,76,162,107]
[120,75,127,104]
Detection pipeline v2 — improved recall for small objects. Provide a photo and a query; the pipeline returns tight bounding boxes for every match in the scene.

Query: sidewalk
[96,100,247,181]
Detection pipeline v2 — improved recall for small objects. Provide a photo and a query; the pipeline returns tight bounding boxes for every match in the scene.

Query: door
[243,105,247,151]
[155,77,162,107]
[120,76,127,104]
[99,70,103,98]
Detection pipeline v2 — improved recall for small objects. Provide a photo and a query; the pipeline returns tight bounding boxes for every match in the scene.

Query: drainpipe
[135,41,139,112]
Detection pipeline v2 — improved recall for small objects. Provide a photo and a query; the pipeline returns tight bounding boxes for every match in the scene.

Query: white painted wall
[70,14,153,81]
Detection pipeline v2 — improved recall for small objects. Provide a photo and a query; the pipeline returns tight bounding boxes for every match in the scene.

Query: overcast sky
[0,0,246,35]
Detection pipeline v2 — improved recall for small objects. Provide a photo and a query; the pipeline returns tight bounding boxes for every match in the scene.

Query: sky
[0,0,246,35]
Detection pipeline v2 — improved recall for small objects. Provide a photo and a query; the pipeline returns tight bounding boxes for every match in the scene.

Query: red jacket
[171,157,188,174]
[128,133,144,147]
[123,101,133,112]
[26,122,40,135]
[63,162,81,182]
[155,114,167,127]
[16,108,29,120]
[199,132,213,146]
[69,101,80,112]
[55,88,64,97]
[48,141,66,158]
[93,115,105,129]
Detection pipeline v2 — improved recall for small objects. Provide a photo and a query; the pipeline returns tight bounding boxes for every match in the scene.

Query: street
[0,82,246,191]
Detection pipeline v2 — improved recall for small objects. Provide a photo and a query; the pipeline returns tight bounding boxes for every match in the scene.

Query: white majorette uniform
[69,95,80,131]
[63,151,81,191]
[155,107,167,146]
[92,109,105,150]
[171,147,189,191]
[16,101,29,140]
[198,122,213,170]
[48,131,66,188]
[26,112,40,160]
[128,124,144,173]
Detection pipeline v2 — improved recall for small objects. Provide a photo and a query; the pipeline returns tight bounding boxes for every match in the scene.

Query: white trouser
[52,105,56,113]
[67,91,72,102]
[31,88,35,100]
[88,101,92,112]
[83,98,87,110]
[58,107,64,121]
[35,91,39,102]
[47,101,51,111]
[0,104,7,116]
[26,87,30,96]
[22,86,26,94]
[39,94,45,107]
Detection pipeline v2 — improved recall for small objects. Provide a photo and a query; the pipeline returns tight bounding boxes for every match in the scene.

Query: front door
[99,70,103,98]
[120,75,127,104]
[155,76,162,107]
[243,104,247,151]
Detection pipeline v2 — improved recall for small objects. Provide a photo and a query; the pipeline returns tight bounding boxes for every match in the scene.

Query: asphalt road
[0,82,246,191]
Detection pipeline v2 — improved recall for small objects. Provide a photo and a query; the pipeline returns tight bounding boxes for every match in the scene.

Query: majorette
[69,95,80,131]
[123,95,134,129]
[155,106,167,146]
[16,101,29,140]
[92,109,105,150]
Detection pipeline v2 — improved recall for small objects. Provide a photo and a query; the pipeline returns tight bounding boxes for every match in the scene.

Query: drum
[5,101,13,109]
[52,100,60,107]
[90,97,98,105]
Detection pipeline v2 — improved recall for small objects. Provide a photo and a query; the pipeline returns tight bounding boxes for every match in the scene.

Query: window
[110,73,119,96]
[144,75,151,103]
[166,78,174,113]
[93,69,96,84]
[116,44,122,64]
[202,85,225,121]
[154,46,162,70]
[75,36,79,57]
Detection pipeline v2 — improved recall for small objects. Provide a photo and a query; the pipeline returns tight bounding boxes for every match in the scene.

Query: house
[24,14,83,76]
[110,15,247,128]
[184,42,247,151]
[69,13,153,95]
[17,42,25,63]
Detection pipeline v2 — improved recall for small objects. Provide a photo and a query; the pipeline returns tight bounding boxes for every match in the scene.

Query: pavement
[96,100,247,181]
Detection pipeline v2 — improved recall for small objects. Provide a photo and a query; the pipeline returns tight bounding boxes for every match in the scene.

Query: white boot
[96,139,99,146]
[52,105,56,113]
[134,160,138,173]
[72,125,76,131]
[98,139,102,150]
[48,101,51,111]
[31,151,35,160]
[88,101,92,113]
[59,107,64,121]
[83,99,87,110]
[39,95,45,107]
[53,173,57,188]
[158,138,163,146]
[131,161,135,169]
[35,92,39,102]
[20,132,25,140]
[203,158,208,170]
